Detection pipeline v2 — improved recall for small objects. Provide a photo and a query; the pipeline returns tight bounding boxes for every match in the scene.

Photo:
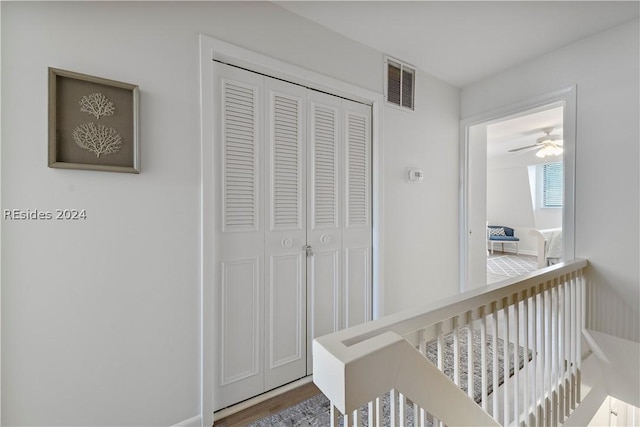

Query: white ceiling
[277,1,639,87]
[487,106,563,161]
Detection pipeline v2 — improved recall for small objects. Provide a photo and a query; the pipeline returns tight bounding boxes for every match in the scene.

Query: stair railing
[313,259,588,426]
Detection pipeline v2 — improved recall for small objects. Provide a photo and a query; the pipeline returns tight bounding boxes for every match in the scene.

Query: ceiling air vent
[385,57,415,111]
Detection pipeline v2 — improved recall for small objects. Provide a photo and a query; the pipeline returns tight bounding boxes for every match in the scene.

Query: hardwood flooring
[214,382,322,426]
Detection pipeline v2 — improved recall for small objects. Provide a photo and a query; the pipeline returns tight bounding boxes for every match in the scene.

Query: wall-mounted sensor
[408,168,424,182]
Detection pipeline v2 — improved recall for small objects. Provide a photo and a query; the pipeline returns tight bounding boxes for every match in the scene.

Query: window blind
[543,162,563,208]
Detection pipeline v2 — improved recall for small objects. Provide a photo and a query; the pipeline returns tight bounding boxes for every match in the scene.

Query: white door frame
[459,86,577,292]
[199,34,384,426]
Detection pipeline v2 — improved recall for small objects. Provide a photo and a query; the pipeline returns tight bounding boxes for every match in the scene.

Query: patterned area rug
[424,326,531,404]
[248,391,416,427]
[487,255,537,279]
[248,393,332,426]
[249,328,532,426]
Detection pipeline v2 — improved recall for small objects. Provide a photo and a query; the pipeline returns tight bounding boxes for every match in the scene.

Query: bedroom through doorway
[461,87,576,291]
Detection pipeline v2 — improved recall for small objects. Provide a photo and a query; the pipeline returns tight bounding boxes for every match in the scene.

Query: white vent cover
[386,57,415,110]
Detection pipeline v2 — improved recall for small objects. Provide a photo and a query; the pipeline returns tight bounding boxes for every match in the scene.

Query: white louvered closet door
[305,94,372,373]
[342,99,372,329]
[212,62,372,410]
[306,90,343,374]
[213,63,265,409]
[264,77,307,390]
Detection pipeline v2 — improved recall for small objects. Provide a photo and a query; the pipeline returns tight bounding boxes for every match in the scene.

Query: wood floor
[214,382,322,426]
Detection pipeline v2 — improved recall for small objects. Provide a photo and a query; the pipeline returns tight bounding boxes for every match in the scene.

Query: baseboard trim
[214,375,314,422]
[171,415,202,427]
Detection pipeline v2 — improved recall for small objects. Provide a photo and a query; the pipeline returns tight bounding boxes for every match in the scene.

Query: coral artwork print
[72,122,122,158]
[79,93,115,119]
[73,92,122,158]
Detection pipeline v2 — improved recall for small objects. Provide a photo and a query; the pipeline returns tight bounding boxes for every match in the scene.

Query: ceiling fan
[508,127,563,158]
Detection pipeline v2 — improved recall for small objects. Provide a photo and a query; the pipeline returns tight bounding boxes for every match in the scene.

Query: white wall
[487,166,538,254]
[486,151,564,255]
[1,2,460,425]
[462,19,640,342]
[382,69,461,314]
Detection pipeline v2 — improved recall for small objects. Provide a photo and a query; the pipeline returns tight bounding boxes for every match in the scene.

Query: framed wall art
[48,67,140,173]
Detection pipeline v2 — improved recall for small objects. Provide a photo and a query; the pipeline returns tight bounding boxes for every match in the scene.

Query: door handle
[304,245,314,257]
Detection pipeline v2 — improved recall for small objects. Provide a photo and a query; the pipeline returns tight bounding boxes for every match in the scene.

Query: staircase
[313,259,640,426]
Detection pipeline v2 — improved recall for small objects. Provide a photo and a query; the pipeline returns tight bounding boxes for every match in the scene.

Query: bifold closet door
[263,77,307,390]
[212,61,372,409]
[213,63,265,409]
[341,99,372,329]
[306,92,372,374]
[306,91,342,374]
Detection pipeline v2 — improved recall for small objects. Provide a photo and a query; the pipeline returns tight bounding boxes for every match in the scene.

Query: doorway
[460,88,576,291]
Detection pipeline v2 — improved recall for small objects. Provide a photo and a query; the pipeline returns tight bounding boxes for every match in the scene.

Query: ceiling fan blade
[508,144,540,152]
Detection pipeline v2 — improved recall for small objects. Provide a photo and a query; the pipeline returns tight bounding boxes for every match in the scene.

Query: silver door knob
[304,245,314,257]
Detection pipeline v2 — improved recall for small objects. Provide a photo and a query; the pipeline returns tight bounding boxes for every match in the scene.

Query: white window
[385,57,415,110]
[543,162,563,208]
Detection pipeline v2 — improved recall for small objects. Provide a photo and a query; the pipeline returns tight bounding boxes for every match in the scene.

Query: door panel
[307,249,340,373]
[344,247,370,328]
[264,77,307,390]
[213,63,265,410]
[342,100,372,327]
[265,253,305,388]
[306,91,343,374]
[221,258,261,385]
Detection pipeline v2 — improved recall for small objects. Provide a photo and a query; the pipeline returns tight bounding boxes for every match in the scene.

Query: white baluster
[540,285,547,426]
[514,295,520,427]
[466,320,473,401]
[523,291,530,426]
[481,307,488,412]
[560,278,566,421]
[577,270,584,404]
[491,303,499,421]
[399,392,406,426]
[552,281,558,427]
[545,283,552,427]
[330,404,339,427]
[368,400,376,427]
[569,272,577,410]
[503,300,510,426]
[418,329,427,355]
[531,288,538,427]
[437,322,444,372]
[453,317,460,386]
[390,389,398,426]
[434,322,444,427]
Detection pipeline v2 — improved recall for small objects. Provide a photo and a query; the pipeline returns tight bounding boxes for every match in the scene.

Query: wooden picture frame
[48,68,140,173]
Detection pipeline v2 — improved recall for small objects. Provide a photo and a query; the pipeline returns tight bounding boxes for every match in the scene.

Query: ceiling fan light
[535,144,564,158]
